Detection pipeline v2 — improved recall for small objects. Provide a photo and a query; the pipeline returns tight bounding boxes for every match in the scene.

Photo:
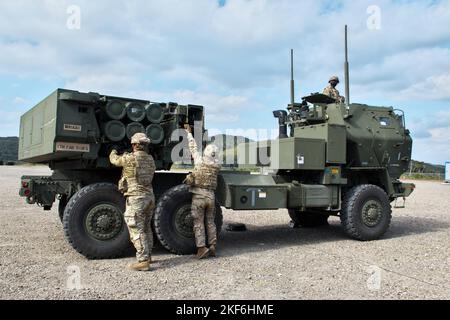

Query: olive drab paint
[18,88,204,171]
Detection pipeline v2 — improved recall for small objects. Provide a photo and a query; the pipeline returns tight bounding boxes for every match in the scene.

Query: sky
[0,0,449,164]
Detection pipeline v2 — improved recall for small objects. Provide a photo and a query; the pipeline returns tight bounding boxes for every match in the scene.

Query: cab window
[379,117,391,126]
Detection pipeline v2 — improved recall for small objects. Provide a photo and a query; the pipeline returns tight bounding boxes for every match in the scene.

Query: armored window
[379,117,391,126]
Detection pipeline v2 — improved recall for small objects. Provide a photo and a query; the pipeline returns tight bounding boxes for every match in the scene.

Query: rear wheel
[63,183,130,259]
[340,184,392,241]
[288,210,329,227]
[154,184,223,255]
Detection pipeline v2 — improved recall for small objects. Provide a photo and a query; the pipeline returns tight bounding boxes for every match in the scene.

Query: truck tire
[63,183,130,259]
[288,210,329,227]
[340,184,392,241]
[154,184,223,255]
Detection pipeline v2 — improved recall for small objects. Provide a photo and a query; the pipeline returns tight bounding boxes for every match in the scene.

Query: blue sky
[0,0,449,164]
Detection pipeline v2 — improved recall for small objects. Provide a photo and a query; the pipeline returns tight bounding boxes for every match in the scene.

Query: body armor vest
[120,151,155,194]
[191,162,220,190]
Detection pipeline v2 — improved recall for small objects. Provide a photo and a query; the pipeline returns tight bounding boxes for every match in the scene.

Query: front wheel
[154,184,223,255]
[63,183,130,259]
[340,184,392,241]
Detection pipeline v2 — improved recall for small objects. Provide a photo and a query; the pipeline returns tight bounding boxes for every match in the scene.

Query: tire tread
[63,183,129,259]
[340,184,392,241]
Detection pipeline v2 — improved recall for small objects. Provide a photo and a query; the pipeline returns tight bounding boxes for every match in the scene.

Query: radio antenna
[290,49,295,105]
[344,25,350,107]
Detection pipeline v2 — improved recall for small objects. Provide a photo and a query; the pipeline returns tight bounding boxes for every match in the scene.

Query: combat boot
[196,247,210,259]
[128,260,150,271]
[209,245,216,257]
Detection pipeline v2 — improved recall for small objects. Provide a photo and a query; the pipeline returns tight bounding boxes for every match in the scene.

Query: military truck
[18,27,414,259]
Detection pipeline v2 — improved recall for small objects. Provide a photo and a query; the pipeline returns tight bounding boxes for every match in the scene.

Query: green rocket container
[104,120,126,142]
[126,122,145,140]
[126,102,146,122]
[146,124,165,145]
[105,100,126,120]
[146,103,164,124]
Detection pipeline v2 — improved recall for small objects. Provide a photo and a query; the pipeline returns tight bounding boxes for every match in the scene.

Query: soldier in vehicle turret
[323,76,345,103]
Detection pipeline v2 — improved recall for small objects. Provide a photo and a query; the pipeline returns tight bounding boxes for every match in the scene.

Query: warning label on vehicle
[56,142,90,153]
[63,124,82,132]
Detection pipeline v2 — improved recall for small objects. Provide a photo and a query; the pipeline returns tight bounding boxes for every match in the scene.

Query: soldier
[323,76,345,103]
[184,124,221,259]
[109,132,156,271]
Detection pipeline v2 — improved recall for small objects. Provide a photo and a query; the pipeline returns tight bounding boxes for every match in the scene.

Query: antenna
[290,49,295,105]
[344,25,350,106]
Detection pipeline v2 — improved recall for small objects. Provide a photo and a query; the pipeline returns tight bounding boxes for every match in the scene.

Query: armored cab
[221,93,414,242]
[216,32,415,244]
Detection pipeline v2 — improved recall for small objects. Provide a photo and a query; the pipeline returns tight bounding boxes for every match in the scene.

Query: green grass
[401,173,443,181]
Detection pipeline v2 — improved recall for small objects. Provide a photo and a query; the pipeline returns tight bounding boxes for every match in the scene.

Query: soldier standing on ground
[183,124,221,259]
[323,76,345,103]
[109,133,156,271]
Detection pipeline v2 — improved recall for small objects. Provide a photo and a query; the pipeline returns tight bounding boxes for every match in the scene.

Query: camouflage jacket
[323,85,345,103]
[109,150,155,197]
[187,133,220,199]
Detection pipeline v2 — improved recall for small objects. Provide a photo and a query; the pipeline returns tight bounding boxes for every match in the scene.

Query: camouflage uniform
[186,133,220,248]
[323,76,345,103]
[109,149,156,262]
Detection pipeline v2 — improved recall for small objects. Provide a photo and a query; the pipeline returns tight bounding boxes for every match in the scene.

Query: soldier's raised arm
[184,124,202,165]
[109,149,129,167]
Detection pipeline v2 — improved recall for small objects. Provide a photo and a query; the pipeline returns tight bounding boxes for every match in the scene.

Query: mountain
[0,137,19,163]
[210,134,254,167]
[409,160,444,174]
[210,134,252,150]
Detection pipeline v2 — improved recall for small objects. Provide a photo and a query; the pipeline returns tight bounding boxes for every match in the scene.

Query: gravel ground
[0,165,449,300]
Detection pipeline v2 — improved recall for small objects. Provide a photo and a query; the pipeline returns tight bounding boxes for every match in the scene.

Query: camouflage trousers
[191,194,217,248]
[124,195,155,262]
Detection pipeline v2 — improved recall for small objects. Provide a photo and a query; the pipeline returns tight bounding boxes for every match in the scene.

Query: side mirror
[273,110,287,120]
[273,110,288,139]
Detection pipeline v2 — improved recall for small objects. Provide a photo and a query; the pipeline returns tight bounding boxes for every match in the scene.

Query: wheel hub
[85,204,123,241]
[173,204,194,239]
[362,200,382,227]
[97,214,112,229]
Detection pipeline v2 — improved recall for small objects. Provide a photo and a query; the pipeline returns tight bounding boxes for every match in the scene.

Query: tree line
[0,137,19,164]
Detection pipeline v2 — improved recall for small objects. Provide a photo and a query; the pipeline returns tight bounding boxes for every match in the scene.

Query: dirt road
[0,166,448,299]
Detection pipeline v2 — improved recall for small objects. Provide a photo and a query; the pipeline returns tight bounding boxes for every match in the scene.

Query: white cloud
[1,0,450,163]
[399,74,450,101]
[409,109,450,164]
[130,89,256,125]
[66,74,138,95]
[0,0,449,93]
[13,97,28,105]
[0,109,22,136]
